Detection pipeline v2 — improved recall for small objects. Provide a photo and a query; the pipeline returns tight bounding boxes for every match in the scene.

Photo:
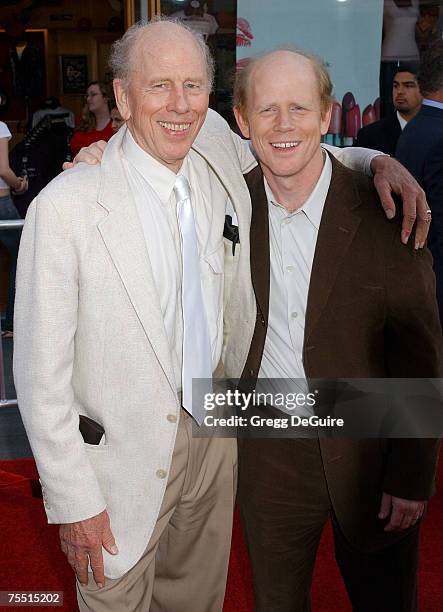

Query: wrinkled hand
[59,509,118,588]
[62,140,107,170]
[379,492,425,532]
[370,155,429,249]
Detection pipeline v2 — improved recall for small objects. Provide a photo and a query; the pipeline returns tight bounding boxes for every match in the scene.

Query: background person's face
[392,72,422,114]
[235,52,331,185]
[114,26,210,173]
[110,108,124,133]
[86,84,108,115]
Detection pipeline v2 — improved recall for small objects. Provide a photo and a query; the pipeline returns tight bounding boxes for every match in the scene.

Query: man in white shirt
[232,49,442,612]
[15,17,434,612]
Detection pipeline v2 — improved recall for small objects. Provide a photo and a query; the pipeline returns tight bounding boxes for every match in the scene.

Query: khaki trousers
[77,409,237,612]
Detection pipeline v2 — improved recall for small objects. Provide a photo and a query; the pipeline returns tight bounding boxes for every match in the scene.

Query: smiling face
[234,51,331,190]
[113,23,210,173]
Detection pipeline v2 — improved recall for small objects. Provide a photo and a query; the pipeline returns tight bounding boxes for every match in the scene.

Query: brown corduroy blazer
[240,154,443,552]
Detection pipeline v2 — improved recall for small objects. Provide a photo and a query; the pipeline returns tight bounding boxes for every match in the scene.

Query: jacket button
[261,317,265,326]
[167,414,177,423]
[156,469,167,479]
[250,369,255,376]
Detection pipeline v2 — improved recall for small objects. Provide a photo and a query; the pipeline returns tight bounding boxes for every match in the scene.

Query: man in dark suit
[232,49,442,612]
[396,41,443,324]
[356,64,422,154]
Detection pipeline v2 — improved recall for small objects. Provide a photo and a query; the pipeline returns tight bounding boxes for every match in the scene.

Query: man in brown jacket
[232,49,442,612]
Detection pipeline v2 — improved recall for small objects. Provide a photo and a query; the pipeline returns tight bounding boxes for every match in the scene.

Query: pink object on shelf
[345,104,361,139]
[362,104,377,127]
[327,100,342,135]
[341,92,361,143]
[342,92,356,112]
[373,97,381,121]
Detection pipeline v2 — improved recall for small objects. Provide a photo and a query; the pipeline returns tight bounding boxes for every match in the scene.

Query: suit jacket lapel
[191,141,252,251]
[304,154,361,343]
[244,166,270,322]
[96,128,177,395]
[388,115,402,154]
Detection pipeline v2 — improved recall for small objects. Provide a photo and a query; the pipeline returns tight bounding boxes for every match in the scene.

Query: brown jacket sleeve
[383,236,442,500]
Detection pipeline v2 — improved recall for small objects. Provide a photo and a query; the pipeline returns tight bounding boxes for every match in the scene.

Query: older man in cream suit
[14,18,429,612]
[14,20,256,612]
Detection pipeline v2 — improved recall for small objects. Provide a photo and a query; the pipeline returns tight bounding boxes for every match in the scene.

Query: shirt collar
[263,153,332,230]
[121,127,180,205]
[396,111,408,130]
[422,99,443,111]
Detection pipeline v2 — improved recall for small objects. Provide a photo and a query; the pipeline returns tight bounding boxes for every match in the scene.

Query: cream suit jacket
[13,108,377,578]
[13,110,256,578]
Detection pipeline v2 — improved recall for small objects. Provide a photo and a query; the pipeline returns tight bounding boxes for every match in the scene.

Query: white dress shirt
[422,99,443,111]
[121,129,228,390]
[257,154,332,412]
[396,111,408,131]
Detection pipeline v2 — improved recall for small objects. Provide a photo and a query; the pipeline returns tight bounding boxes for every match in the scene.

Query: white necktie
[174,175,212,424]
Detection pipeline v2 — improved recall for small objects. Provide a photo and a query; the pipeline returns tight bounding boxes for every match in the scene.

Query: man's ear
[113,79,131,121]
[233,106,251,139]
[320,103,333,137]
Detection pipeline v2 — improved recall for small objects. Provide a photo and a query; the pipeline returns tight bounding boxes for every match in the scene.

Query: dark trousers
[0,195,21,331]
[238,438,419,612]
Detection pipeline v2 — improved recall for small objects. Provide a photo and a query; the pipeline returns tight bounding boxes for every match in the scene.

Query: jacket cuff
[382,439,440,500]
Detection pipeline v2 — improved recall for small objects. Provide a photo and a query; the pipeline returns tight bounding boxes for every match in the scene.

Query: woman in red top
[70,81,113,157]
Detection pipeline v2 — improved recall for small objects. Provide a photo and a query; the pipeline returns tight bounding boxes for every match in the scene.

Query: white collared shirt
[422,98,443,111]
[121,128,228,390]
[396,111,408,131]
[257,154,332,405]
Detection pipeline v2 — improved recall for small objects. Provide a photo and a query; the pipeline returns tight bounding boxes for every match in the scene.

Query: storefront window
[235,0,442,143]
[152,1,442,137]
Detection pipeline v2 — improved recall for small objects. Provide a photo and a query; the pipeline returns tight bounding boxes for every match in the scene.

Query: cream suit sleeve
[322,143,384,176]
[13,194,107,524]
[228,130,257,175]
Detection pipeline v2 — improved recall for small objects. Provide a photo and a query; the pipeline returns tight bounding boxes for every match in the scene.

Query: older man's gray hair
[109,17,215,91]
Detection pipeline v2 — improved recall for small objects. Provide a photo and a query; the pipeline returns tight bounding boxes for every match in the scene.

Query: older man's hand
[370,155,430,249]
[59,509,118,588]
[62,141,107,170]
[379,492,426,532]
